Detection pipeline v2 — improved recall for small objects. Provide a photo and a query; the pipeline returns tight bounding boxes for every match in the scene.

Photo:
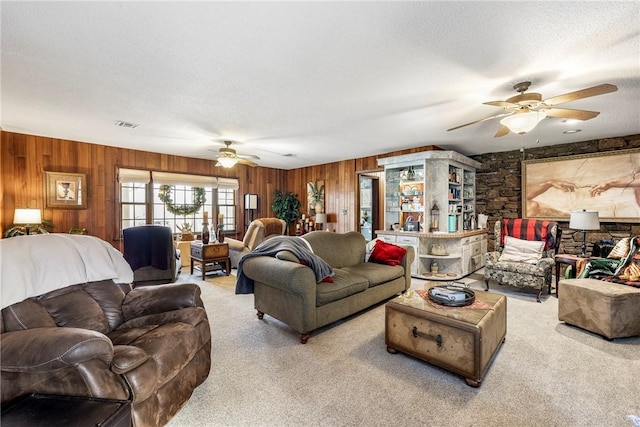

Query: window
[120,182,147,230]
[218,188,236,231]
[152,184,219,233]
[118,168,238,236]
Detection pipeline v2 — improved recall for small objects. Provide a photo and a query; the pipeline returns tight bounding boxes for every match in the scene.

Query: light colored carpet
[170,270,640,427]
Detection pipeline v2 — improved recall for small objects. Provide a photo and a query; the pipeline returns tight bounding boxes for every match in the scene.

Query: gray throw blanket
[235,236,334,294]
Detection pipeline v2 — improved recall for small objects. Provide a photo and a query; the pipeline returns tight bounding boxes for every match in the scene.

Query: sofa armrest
[485,251,501,264]
[1,328,113,373]
[396,245,415,289]
[538,257,555,268]
[241,256,317,296]
[110,345,150,374]
[122,283,203,321]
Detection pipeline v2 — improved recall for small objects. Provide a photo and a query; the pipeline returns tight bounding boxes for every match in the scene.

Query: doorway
[358,174,380,242]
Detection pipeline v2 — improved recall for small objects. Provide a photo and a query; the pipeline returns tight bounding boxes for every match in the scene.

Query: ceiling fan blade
[483,101,519,108]
[237,153,261,160]
[543,84,618,106]
[494,125,511,138]
[447,112,512,132]
[237,158,258,167]
[543,108,600,121]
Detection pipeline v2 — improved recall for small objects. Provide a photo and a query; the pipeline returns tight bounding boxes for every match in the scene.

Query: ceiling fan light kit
[500,110,547,135]
[447,81,618,137]
[212,141,260,168]
[216,157,239,168]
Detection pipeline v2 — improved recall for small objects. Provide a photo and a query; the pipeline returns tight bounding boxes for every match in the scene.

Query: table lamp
[13,208,42,235]
[315,213,327,230]
[569,210,600,257]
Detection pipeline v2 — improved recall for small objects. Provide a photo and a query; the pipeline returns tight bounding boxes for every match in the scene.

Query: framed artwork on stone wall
[44,171,87,209]
[522,148,640,222]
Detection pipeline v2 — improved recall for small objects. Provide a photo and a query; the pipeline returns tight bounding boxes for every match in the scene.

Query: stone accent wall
[471,134,640,254]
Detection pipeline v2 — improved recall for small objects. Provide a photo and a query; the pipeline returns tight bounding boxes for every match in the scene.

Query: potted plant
[3,219,54,238]
[272,190,302,234]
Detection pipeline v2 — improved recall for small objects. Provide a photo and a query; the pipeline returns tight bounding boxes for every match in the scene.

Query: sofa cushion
[38,285,110,334]
[486,259,548,277]
[303,231,366,268]
[316,269,368,306]
[2,299,56,332]
[341,263,404,287]
[368,240,407,266]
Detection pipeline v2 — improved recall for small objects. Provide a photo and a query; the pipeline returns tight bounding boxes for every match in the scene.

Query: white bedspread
[1,234,134,309]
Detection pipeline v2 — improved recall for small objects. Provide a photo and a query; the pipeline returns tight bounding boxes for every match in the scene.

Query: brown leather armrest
[110,345,150,374]
[1,328,113,373]
[121,283,203,320]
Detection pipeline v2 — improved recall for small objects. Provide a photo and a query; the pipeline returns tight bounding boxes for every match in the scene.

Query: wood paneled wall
[5,127,639,253]
[1,130,443,245]
[1,131,286,249]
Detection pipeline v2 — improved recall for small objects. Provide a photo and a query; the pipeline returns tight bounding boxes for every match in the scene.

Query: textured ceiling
[2,1,639,169]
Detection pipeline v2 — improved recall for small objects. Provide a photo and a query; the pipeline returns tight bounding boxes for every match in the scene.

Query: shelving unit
[376,150,486,280]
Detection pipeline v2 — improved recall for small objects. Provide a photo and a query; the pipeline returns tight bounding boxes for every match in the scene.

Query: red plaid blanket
[501,219,556,251]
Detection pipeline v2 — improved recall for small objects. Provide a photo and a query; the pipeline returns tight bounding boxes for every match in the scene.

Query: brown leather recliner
[1,280,211,427]
[0,234,210,427]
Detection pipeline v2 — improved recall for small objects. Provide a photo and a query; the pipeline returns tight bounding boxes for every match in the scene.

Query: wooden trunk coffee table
[385,285,506,387]
[190,242,230,279]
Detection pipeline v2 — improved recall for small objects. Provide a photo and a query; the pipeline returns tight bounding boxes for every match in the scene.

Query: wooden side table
[190,242,230,279]
[1,393,131,427]
[554,254,587,296]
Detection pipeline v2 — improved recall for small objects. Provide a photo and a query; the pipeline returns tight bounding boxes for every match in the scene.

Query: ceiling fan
[447,81,618,137]
[210,141,260,168]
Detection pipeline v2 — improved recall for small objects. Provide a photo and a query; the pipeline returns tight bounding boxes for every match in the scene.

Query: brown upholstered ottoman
[558,278,640,339]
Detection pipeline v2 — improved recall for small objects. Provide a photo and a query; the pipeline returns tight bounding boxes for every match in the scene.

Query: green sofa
[240,231,414,343]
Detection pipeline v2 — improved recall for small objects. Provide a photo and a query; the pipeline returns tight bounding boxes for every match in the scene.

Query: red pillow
[368,240,407,266]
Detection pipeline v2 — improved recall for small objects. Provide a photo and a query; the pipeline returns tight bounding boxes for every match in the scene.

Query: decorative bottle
[217,225,225,243]
[201,222,210,244]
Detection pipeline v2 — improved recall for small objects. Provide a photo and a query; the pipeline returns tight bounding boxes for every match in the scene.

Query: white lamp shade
[14,208,42,225]
[244,194,258,210]
[569,210,600,230]
[500,110,547,134]
[216,157,238,168]
[315,213,327,224]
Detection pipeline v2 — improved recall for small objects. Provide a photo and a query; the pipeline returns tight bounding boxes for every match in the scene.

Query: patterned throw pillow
[607,238,631,259]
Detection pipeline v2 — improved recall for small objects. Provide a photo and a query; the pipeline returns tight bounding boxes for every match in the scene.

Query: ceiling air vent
[283,153,297,157]
[115,120,140,129]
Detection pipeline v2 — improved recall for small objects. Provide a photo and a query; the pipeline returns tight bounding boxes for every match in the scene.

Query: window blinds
[217,177,240,190]
[117,168,151,184]
[117,169,238,189]
[151,172,219,187]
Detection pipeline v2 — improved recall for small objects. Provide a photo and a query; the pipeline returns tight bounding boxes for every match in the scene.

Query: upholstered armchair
[123,225,181,287]
[227,218,287,268]
[484,219,562,302]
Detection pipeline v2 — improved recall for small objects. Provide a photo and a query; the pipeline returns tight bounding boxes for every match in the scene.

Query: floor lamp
[569,210,600,257]
[244,194,258,229]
